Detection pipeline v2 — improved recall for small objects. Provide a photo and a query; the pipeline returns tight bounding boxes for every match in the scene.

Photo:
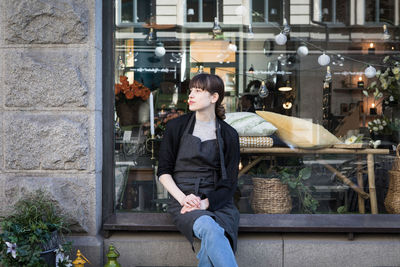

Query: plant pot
[40,248,56,267]
[116,99,149,127]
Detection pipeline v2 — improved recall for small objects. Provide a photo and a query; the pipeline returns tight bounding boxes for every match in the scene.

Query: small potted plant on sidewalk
[0,189,72,267]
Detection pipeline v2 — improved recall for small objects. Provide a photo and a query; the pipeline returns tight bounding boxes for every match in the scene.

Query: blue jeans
[193,215,238,267]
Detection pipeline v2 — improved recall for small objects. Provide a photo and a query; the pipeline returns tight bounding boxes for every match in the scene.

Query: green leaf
[299,167,311,180]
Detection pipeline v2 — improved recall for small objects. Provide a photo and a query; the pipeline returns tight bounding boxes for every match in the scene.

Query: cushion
[225,112,277,136]
[239,136,273,148]
[256,111,340,148]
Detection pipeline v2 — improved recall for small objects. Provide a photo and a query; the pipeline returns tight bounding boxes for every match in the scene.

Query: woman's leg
[193,215,238,267]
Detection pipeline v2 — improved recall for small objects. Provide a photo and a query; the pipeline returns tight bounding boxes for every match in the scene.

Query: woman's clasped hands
[180,194,209,214]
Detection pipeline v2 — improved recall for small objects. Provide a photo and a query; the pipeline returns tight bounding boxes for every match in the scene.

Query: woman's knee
[193,215,224,238]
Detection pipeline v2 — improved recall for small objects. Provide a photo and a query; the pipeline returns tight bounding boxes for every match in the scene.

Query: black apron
[167,114,239,252]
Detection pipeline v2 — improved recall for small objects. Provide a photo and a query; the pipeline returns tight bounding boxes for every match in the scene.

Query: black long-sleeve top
[157,112,240,211]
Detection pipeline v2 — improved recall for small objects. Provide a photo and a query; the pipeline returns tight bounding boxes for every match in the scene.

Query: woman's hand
[181,194,201,207]
[180,198,209,214]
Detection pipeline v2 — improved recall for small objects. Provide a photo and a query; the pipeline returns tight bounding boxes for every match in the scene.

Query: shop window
[365,0,395,24]
[116,0,152,26]
[251,0,282,24]
[108,0,400,228]
[186,0,221,23]
[320,0,347,23]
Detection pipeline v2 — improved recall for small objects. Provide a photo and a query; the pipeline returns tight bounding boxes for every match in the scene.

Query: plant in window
[115,76,152,126]
[367,116,392,135]
[115,76,151,102]
[0,190,71,267]
[279,167,319,214]
[363,55,400,104]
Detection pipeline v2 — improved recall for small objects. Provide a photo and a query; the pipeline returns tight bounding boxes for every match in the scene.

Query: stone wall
[0,0,102,264]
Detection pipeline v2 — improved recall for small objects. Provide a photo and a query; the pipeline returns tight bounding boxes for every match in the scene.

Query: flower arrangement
[115,76,151,102]
[143,106,184,138]
[368,117,392,135]
[0,190,71,267]
[363,55,400,104]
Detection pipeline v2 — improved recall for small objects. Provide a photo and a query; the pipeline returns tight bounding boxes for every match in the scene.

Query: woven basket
[384,170,400,214]
[251,178,292,214]
[239,136,273,148]
[392,144,400,171]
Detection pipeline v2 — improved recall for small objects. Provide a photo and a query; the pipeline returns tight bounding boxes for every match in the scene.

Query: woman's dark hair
[189,73,226,120]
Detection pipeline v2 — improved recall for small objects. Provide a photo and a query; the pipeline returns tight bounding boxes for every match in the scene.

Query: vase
[40,248,56,267]
[116,99,149,127]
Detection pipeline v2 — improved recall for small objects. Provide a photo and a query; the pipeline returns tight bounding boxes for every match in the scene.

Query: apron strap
[216,120,228,180]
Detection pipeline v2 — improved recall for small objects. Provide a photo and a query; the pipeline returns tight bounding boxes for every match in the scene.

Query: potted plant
[248,162,319,214]
[278,166,319,214]
[0,190,72,267]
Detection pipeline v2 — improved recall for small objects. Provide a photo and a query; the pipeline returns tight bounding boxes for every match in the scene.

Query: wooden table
[240,147,389,214]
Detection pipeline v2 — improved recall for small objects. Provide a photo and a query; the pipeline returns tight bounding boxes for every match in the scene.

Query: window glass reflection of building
[251,0,282,23]
[118,0,152,25]
[365,0,395,24]
[321,0,347,23]
[186,0,217,23]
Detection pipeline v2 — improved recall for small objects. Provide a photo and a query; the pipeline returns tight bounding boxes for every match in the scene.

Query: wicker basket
[392,144,400,171]
[239,136,273,148]
[251,178,292,214]
[384,170,400,213]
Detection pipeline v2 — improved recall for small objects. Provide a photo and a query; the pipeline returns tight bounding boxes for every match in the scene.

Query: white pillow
[225,112,277,136]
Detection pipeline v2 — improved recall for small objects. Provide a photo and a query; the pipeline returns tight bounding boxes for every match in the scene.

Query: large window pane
[113,1,399,216]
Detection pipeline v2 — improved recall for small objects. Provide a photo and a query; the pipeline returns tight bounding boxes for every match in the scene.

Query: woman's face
[188,87,218,112]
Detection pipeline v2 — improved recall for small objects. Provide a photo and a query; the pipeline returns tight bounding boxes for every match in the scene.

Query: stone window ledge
[103,213,400,234]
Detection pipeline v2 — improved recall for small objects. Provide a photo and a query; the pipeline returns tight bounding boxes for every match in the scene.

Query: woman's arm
[159,174,201,208]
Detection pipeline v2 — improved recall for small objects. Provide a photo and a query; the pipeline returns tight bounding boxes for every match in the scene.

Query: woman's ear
[211,92,219,104]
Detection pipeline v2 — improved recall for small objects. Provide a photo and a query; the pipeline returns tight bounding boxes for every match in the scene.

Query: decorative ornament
[275,32,287,45]
[364,65,377,78]
[297,45,308,57]
[258,81,269,98]
[154,42,166,57]
[318,53,330,66]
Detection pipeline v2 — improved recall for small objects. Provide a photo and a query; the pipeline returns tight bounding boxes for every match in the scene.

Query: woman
[157,73,240,267]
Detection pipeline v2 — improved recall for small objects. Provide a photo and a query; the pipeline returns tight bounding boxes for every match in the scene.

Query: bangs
[189,73,212,91]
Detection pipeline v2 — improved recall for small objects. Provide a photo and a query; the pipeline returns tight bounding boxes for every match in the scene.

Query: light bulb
[371,103,375,108]
[364,65,376,78]
[318,53,330,66]
[297,45,308,56]
[369,43,374,48]
[154,42,166,57]
[212,17,222,37]
[283,101,292,109]
[228,41,237,52]
[258,81,269,98]
[275,33,287,45]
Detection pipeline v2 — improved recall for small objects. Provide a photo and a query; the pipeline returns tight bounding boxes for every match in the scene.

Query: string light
[154,42,166,57]
[318,53,330,66]
[364,65,377,78]
[297,45,308,57]
[228,40,237,52]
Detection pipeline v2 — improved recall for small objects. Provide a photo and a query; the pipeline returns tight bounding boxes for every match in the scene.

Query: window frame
[318,0,349,25]
[250,0,283,25]
[102,0,400,234]
[364,0,395,25]
[184,0,223,27]
[115,0,153,27]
